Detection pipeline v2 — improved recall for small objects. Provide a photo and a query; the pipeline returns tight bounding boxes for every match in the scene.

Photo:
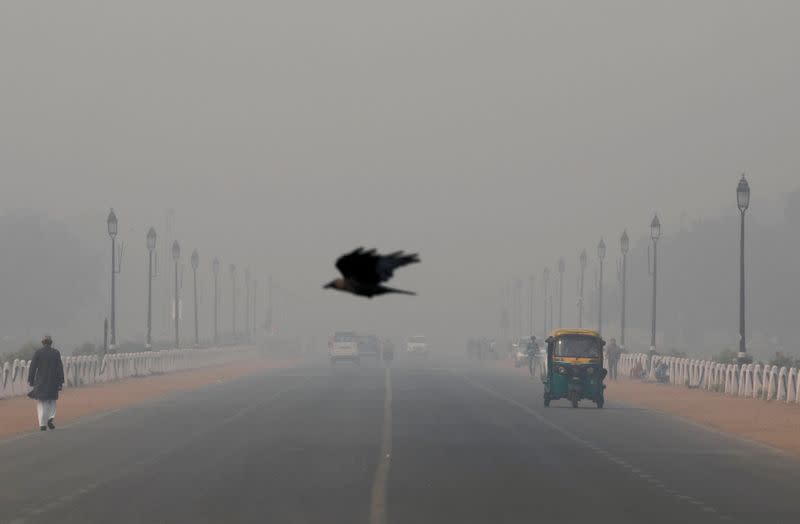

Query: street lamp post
[146,228,157,349]
[107,209,118,349]
[649,215,661,352]
[558,257,565,329]
[191,249,199,348]
[528,275,534,336]
[619,230,629,347]
[542,268,550,334]
[230,264,237,342]
[244,268,251,342]
[578,249,587,327]
[172,241,181,349]
[737,175,751,364]
[597,239,606,335]
[212,258,220,346]
[253,279,258,341]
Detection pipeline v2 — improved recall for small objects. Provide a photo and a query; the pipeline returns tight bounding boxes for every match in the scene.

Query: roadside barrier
[0,346,256,400]
[618,353,800,404]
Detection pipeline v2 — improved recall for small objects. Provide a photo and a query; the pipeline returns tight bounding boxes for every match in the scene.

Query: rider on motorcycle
[526,336,539,376]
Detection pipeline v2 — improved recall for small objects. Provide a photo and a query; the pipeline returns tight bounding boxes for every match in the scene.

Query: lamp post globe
[620,230,629,255]
[737,174,750,212]
[651,214,661,241]
[597,238,606,261]
[191,249,199,270]
[147,227,156,251]
[107,209,118,238]
[172,240,180,261]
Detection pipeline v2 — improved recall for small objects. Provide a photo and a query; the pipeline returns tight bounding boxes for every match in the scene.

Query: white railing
[0,346,256,400]
[618,353,800,404]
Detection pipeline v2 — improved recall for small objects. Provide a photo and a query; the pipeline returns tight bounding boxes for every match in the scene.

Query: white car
[330,331,360,365]
[406,335,428,356]
[513,344,528,368]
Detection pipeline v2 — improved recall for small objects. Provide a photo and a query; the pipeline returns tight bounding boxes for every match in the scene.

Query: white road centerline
[370,365,393,524]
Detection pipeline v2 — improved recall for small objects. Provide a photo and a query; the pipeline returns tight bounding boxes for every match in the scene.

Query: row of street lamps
[107,210,259,350]
[533,175,750,363]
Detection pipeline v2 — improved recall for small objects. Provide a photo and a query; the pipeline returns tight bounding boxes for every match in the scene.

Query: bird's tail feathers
[379,285,417,296]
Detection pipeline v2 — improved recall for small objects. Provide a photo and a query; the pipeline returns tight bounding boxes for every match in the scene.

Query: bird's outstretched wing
[336,248,420,285]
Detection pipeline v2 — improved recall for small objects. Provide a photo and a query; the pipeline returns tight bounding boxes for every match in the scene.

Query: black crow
[324,248,420,298]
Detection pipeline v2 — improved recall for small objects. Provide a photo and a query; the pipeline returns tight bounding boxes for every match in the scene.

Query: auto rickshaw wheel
[596,395,604,409]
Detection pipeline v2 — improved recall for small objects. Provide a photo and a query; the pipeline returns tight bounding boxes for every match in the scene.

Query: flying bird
[324,248,420,298]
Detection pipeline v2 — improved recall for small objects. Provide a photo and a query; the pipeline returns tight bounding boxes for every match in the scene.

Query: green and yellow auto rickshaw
[542,329,607,408]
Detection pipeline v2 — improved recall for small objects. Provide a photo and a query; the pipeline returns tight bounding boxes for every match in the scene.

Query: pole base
[736,352,752,365]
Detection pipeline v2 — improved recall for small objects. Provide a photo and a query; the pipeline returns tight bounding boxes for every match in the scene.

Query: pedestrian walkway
[0,356,299,439]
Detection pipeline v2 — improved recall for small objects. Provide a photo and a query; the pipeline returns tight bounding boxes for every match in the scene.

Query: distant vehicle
[330,331,360,365]
[406,335,428,356]
[512,341,528,368]
[357,334,381,358]
[382,339,395,364]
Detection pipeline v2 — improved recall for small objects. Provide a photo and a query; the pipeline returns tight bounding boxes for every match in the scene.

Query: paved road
[2,354,800,523]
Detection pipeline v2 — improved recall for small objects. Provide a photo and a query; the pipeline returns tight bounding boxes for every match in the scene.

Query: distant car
[406,335,428,356]
[513,342,528,368]
[357,334,381,358]
[330,331,360,365]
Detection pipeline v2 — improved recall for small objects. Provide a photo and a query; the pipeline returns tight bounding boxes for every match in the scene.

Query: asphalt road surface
[2,354,800,524]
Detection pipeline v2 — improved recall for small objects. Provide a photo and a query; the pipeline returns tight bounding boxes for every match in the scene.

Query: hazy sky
[2,1,800,344]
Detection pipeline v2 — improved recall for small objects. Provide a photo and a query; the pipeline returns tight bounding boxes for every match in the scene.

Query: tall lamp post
[542,267,550,334]
[597,239,606,335]
[619,230,629,347]
[528,275,534,336]
[230,264,237,342]
[578,249,587,327]
[253,279,258,341]
[244,268,251,342]
[172,240,181,349]
[146,228,157,349]
[737,175,751,364]
[212,257,220,346]
[191,249,199,348]
[107,209,118,350]
[557,257,565,329]
[649,215,661,352]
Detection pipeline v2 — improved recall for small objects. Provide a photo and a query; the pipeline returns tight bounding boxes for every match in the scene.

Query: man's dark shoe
[47,419,55,430]
[40,426,47,431]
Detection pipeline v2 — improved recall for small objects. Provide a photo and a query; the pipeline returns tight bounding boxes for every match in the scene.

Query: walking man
[606,337,622,381]
[27,335,64,431]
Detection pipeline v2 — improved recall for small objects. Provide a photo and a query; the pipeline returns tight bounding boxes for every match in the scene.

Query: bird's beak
[323,281,335,289]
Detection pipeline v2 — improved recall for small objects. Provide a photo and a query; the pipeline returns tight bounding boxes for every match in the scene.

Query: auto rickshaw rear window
[554,335,602,358]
